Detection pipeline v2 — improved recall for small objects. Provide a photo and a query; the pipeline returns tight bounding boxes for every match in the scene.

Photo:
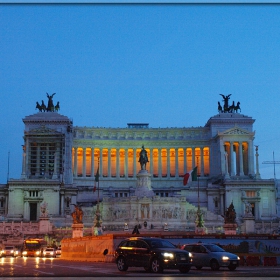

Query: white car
[1,246,20,257]
[181,243,240,271]
[43,248,56,258]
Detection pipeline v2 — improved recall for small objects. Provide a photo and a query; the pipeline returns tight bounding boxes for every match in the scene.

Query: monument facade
[0,94,278,234]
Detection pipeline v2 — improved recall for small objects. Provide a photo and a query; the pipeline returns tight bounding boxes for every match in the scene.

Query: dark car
[181,243,240,271]
[114,237,192,273]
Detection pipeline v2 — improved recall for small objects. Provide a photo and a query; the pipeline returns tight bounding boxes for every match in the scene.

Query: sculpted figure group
[36,93,60,112]
[218,94,241,113]
[71,204,83,224]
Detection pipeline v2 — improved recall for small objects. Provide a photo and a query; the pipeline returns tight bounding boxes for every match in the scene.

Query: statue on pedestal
[244,201,253,217]
[138,145,149,170]
[71,204,83,224]
[40,201,49,218]
[224,202,236,224]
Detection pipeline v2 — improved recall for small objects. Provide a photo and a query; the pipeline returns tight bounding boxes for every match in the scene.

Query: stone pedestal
[224,223,238,235]
[72,223,84,238]
[135,170,154,198]
[243,217,255,234]
[39,217,51,234]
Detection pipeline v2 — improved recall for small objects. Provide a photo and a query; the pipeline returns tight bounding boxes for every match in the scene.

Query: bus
[22,239,47,257]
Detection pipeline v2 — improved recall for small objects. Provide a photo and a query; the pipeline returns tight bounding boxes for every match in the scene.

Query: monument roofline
[23,112,71,124]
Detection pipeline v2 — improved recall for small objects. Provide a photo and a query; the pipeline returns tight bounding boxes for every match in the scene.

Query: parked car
[56,246,61,256]
[1,246,20,257]
[114,237,192,273]
[43,247,56,258]
[181,243,240,271]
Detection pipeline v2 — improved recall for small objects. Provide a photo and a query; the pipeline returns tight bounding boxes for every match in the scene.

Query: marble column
[74,147,78,177]
[21,144,27,178]
[230,141,235,176]
[108,148,111,178]
[200,147,204,176]
[183,148,187,174]
[167,148,170,178]
[158,148,162,178]
[192,148,195,169]
[91,148,95,178]
[220,141,225,175]
[239,142,244,176]
[133,148,137,177]
[83,148,86,177]
[248,140,255,175]
[116,148,120,178]
[99,148,103,177]
[175,148,179,177]
[125,149,128,177]
[150,148,153,176]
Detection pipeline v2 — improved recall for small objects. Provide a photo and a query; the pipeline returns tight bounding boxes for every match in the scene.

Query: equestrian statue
[138,145,149,170]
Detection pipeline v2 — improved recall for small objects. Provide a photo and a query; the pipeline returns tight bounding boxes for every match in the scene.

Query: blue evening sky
[1,4,280,183]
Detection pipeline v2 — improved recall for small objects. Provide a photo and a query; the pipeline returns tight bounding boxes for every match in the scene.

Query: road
[0,256,280,279]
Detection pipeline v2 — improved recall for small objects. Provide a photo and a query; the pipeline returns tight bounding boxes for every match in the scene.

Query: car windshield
[5,246,14,250]
[148,239,176,249]
[204,244,225,252]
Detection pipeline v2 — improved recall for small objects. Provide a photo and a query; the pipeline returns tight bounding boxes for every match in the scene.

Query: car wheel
[179,266,190,273]
[117,257,128,271]
[150,258,163,273]
[210,260,220,271]
[195,266,203,270]
[228,264,237,271]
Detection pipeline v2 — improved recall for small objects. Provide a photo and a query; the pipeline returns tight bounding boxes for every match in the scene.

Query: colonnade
[222,141,252,176]
[72,146,210,179]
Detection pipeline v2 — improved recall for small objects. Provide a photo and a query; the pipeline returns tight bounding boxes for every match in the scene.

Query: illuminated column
[74,147,78,177]
[183,148,187,174]
[91,148,94,177]
[192,147,195,169]
[230,141,235,176]
[248,140,254,175]
[150,148,153,176]
[83,148,86,177]
[108,148,111,178]
[167,148,170,178]
[116,148,120,178]
[200,147,204,176]
[220,141,225,175]
[125,149,128,177]
[158,148,162,178]
[175,148,179,177]
[99,148,103,177]
[239,142,244,176]
[133,148,137,177]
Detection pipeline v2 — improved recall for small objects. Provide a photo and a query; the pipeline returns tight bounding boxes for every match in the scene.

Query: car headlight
[36,251,40,255]
[50,252,53,255]
[22,251,27,255]
[189,252,193,258]
[222,256,229,261]
[237,256,240,260]
[161,252,174,259]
